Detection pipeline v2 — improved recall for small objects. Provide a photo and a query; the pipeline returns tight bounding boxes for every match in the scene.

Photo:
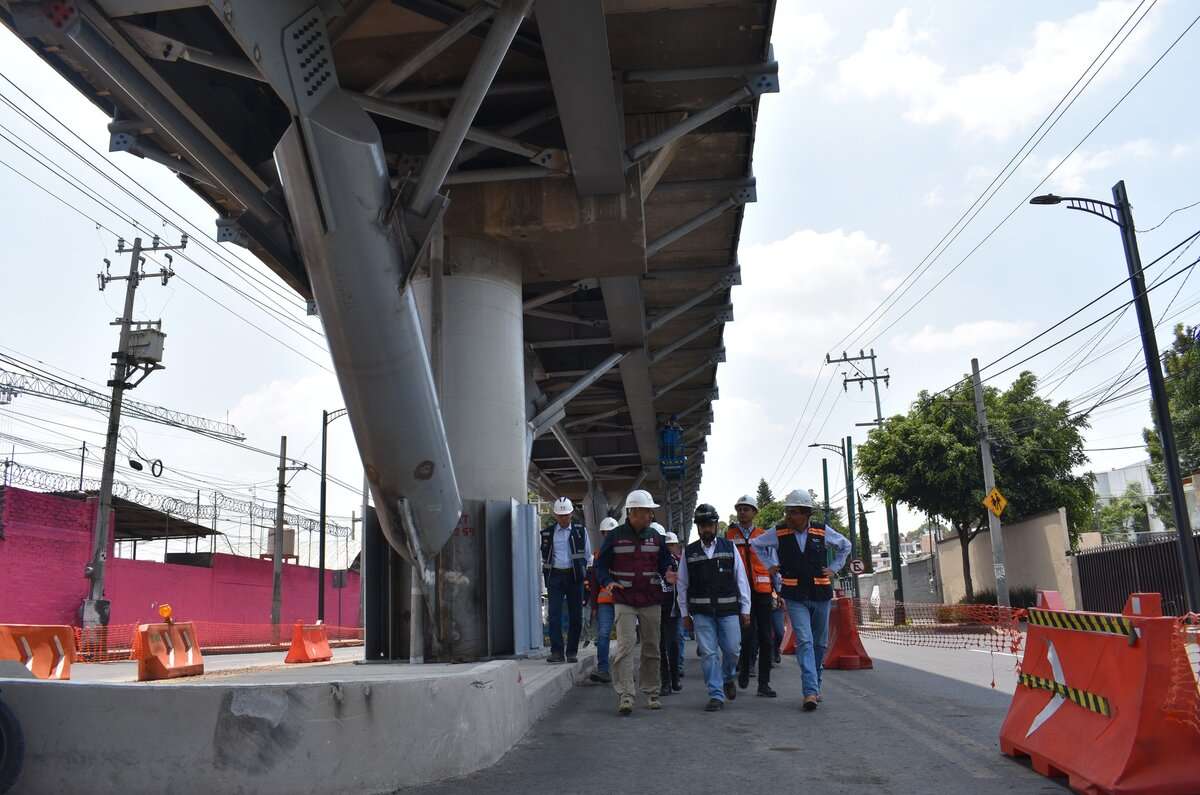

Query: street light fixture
[319,407,349,623]
[809,439,862,597]
[1031,180,1200,612]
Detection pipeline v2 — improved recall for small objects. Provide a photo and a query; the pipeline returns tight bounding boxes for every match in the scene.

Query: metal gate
[1076,534,1200,615]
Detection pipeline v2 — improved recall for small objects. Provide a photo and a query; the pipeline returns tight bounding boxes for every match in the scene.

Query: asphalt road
[398,639,1065,795]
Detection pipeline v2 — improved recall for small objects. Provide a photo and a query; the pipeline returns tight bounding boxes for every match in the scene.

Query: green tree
[755,478,774,508]
[856,371,1094,599]
[1143,325,1200,528]
[757,500,784,530]
[1094,482,1150,539]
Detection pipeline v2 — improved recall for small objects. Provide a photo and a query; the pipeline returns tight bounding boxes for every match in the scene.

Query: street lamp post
[320,407,349,623]
[1032,180,1200,612]
[809,440,859,600]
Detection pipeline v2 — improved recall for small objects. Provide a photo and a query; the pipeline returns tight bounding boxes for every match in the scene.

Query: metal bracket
[306,299,319,317]
[387,178,450,290]
[215,217,251,248]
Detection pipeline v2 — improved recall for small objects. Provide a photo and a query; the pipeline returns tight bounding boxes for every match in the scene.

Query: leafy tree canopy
[1144,325,1200,528]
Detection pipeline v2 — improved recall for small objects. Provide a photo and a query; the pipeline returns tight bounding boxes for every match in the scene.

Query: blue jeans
[595,603,615,672]
[546,571,583,656]
[692,613,741,701]
[676,619,685,665]
[785,598,831,696]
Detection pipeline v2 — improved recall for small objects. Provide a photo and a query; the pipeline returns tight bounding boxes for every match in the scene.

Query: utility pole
[78,441,86,491]
[971,358,1009,607]
[828,348,902,603]
[821,458,831,526]
[844,436,859,600]
[318,408,348,623]
[856,493,872,574]
[272,436,307,637]
[83,235,185,629]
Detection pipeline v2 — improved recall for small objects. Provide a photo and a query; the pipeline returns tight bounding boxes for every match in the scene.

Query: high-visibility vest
[684,538,741,617]
[593,551,614,604]
[608,524,664,608]
[776,524,833,602]
[726,525,773,594]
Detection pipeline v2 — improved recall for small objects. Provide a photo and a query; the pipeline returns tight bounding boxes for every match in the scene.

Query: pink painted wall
[0,487,360,627]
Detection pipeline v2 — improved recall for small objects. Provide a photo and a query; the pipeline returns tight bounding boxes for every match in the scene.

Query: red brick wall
[0,487,360,627]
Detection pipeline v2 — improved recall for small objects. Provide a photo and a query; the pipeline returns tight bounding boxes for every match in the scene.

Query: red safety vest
[608,524,664,608]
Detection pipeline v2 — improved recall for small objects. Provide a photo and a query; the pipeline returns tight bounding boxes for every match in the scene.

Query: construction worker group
[541,487,851,714]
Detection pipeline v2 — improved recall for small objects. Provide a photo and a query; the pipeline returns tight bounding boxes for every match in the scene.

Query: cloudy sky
[0,1,1197,564]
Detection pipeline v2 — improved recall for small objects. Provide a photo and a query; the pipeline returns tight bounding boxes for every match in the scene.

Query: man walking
[751,489,851,711]
[677,503,750,712]
[596,489,676,715]
[726,494,777,698]
[588,516,619,684]
[541,497,590,664]
[659,531,683,696]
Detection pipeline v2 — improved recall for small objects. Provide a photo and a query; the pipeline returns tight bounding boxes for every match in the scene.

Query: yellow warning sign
[983,487,1007,518]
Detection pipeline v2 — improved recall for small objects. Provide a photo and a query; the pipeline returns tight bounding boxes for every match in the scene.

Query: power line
[857,4,1199,351]
[1137,199,1200,233]
[830,0,1157,354]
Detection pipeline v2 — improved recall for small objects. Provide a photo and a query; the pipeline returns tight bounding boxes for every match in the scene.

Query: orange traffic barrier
[285,622,332,664]
[132,622,204,681]
[0,624,73,680]
[1000,592,1200,794]
[822,597,873,670]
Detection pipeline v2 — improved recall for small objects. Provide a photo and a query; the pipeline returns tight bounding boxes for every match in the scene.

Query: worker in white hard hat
[540,496,591,664]
[658,531,683,696]
[596,488,677,715]
[727,493,777,698]
[750,488,852,711]
[588,516,620,684]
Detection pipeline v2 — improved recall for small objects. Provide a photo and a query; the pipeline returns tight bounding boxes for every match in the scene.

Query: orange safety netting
[74,622,364,662]
[1165,613,1200,733]
[848,597,1025,655]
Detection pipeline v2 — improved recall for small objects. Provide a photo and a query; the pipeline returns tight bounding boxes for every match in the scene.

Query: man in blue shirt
[540,497,591,663]
[751,488,851,711]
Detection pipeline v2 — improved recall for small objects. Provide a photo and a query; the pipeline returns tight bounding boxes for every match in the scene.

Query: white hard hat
[734,494,758,510]
[552,497,574,515]
[599,517,619,533]
[650,522,666,536]
[783,489,816,509]
[624,489,660,510]
[664,531,680,544]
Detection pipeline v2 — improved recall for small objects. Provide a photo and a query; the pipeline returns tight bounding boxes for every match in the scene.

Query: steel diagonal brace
[645,269,740,335]
[625,73,779,164]
[529,351,627,438]
[648,308,733,364]
[645,185,756,258]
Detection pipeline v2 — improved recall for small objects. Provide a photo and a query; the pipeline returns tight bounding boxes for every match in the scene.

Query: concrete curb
[0,652,595,794]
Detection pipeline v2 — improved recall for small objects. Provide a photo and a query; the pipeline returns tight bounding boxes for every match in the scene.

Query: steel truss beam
[550,423,595,484]
[523,278,598,311]
[645,186,755,257]
[626,74,779,164]
[528,351,626,438]
[648,309,732,364]
[529,337,612,350]
[367,2,496,97]
[525,309,606,328]
[651,352,724,401]
[645,271,740,335]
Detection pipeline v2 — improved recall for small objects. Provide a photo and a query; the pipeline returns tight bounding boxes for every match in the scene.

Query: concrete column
[412,236,526,502]
[412,235,525,660]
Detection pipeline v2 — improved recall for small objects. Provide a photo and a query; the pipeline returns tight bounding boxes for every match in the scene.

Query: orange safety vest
[593,551,614,604]
[726,525,774,594]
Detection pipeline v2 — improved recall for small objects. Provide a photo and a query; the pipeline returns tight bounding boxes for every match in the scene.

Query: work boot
[723,680,737,701]
[589,670,611,684]
[757,685,777,698]
[738,669,750,689]
[566,655,578,663]
[671,676,682,692]
[773,650,782,664]
[618,695,634,715]
[816,693,823,702]
[647,693,662,710]
[705,698,724,712]
[660,683,671,697]
[803,695,819,712]
[547,653,565,664]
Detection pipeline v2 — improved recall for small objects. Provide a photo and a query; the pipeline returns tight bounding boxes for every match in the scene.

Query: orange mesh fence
[1165,613,1200,733]
[74,622,363,662]
[848,597,1025,655]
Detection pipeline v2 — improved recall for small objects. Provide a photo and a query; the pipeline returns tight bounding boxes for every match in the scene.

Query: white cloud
[836,3,1156,139]
[892,320,1035,354]
[729,228,893,373]
[1171,142,1195,159]
[922,186,944,207]
[1034,138,1158,193]
[770,8,834,88]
